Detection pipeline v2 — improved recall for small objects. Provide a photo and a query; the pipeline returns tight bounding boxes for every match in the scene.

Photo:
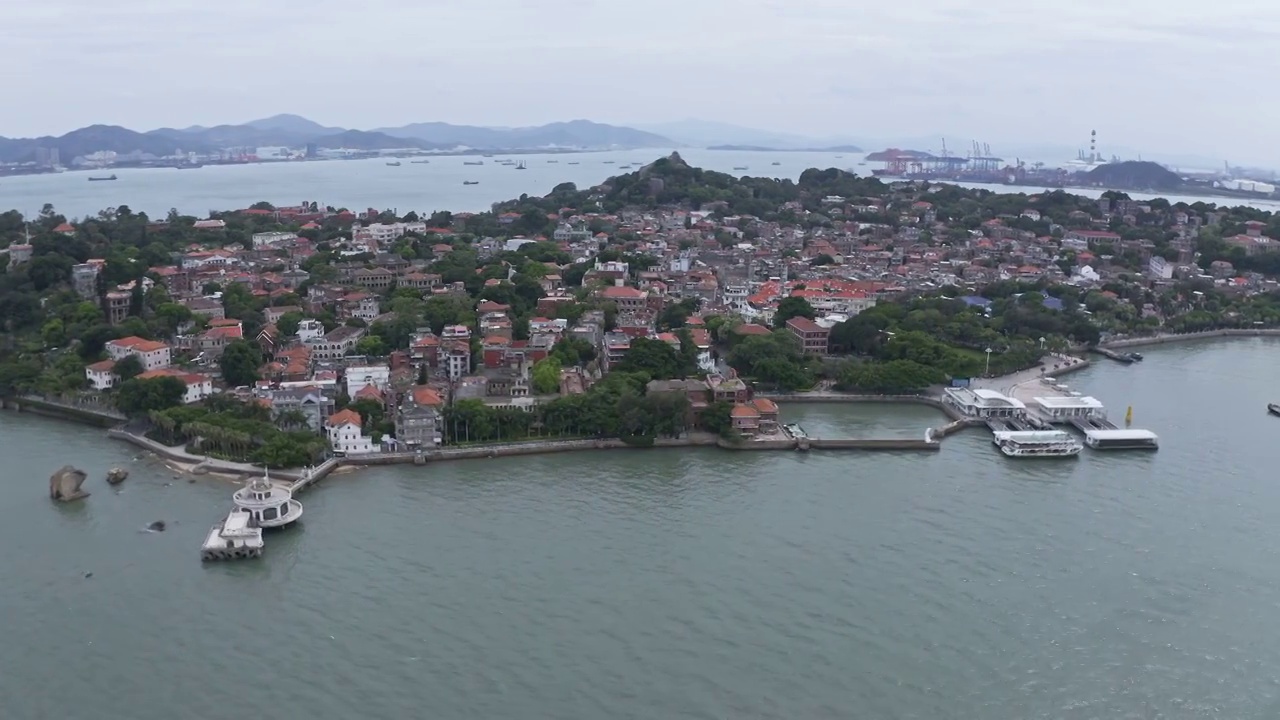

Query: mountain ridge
[0,116,676,163]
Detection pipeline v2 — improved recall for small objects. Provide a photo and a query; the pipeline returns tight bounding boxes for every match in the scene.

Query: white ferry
[1083,429,1158,450]
[992,430,1082,458]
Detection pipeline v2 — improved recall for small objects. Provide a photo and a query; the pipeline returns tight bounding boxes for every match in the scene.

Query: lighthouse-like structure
[231,469,303,528]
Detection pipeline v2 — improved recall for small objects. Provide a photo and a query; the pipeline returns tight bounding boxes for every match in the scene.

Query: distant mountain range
[0,114,677,163]
[706,144,864,153]
[636,119,865,151]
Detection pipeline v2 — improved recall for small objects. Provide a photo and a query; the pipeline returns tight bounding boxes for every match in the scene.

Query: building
[1031,395,1106,421]
[785,317,830,355]
[105,291,132,325]
[344,364,391,397]
[305,326,365,361]
[268,385,334,431]
[942,387,1027,419]
[72,263,101,299]
[105,336,172,371]
[85,360,119,390]
[394,386,445,448]
[6,244,32,265]
[1148,255,1174,280]
[197,321,244,360]
[326,408,376,454]
[136,369,214,404]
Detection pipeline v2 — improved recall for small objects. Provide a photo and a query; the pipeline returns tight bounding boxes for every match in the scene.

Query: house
[394,386,445,448]
[344,363,391,397]
[785,316,829,355]
[105,337,172,370]
[268,385,334,431]
[325,409,376,454]
[707,372,750,404]
[751,397,780,433]
[85,360,119,390]
[136,369,214,404]
[197,321,244,360]
[305,325,365,361]
[731,403,761,436]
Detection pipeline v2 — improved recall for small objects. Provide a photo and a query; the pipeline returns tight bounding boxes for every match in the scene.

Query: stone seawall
[1100,328,1280,349]
[0,396,124,428]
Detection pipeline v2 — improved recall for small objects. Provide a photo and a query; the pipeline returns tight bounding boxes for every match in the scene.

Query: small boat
[771,161,781,166]
[603,160,615,164]
[175,163,204,169]
[618,164,632,169]
[567,161,579,165]
[1128,352,1144,361]
[88,174,117,181]
[463,180,479,185]
[546,160,558,163]
[463,160,484,166]
[386,161,401,166]
[1269,403,1280,417]
[733,166,748,170]
[410,160,430,164]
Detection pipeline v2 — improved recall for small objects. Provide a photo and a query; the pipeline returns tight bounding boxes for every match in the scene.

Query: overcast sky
[4,0,1276,164]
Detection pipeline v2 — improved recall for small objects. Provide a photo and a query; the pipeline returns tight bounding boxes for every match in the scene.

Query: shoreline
[1097,328,1280,350]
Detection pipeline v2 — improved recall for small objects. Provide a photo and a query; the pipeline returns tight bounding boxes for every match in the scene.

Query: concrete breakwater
[0,395,125,427]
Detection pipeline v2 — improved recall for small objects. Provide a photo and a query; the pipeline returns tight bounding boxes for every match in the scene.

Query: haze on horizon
[5,0,1277,166]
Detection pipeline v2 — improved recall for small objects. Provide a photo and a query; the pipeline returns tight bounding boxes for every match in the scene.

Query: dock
[1090,347,1143,364]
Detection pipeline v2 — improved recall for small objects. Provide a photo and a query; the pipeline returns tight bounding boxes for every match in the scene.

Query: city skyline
[7,0,1278,165]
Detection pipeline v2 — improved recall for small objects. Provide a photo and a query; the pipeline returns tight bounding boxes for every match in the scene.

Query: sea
[5,337,1280,719]
[5,149,1280,220]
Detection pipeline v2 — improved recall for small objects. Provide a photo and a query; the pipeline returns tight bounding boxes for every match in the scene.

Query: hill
[0,116,675,163]
[373,119,673,149]
[1085,161,1183,191]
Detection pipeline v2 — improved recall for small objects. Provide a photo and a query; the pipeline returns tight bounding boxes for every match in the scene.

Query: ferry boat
[463,160,484,166]
[88,174,117,181]
[462,180,479,185]
[771,161,781,165]
[992,430,1082,458]
[733,166,748,171]
[1083,429,1159,450]
[386,161,401,166]
[410,160,430,164]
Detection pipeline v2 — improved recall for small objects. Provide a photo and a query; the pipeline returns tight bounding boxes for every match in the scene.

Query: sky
[4,0,1278,165]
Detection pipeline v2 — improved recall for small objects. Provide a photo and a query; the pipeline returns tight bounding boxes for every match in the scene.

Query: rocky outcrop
[49,465,89,502]
[106,467,128,485]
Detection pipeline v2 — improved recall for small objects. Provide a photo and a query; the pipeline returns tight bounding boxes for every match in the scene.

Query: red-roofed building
[326,409,375,454]
[786,317,829,355]
[136,368,214,404]
[105,336,172,370]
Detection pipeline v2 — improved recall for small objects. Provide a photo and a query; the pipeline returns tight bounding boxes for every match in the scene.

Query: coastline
[1098,327,1280,350]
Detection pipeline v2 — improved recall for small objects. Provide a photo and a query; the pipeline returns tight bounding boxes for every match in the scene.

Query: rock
[147,520,166,532]
[49,465,90,502]
[105,467,128,485]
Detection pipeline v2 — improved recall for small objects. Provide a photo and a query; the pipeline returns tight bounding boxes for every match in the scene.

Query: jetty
[201,464,327,562]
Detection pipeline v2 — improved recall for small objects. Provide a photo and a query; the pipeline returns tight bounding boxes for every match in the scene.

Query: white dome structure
[231,469,303,529]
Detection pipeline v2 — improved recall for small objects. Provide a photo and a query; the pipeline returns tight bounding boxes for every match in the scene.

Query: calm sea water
[4,337,1280,719]
[6,149,1278,221]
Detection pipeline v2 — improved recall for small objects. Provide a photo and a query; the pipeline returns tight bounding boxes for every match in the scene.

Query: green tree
[276,311,303,337]
[219,339,262,387]
[115,376,186,416]
[531,357,562,394]
[114,354,145,381]
[773,296,817,328]
[355,335,386,356]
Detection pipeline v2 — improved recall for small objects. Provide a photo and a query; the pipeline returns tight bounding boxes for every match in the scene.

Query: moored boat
[992,430,1082,458]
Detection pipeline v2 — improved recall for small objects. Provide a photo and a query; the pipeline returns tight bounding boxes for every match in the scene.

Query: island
[2,152,1280,468]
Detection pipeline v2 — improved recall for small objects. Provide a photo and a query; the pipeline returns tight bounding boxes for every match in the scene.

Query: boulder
[49,465,90,502]
[105,467,128,485]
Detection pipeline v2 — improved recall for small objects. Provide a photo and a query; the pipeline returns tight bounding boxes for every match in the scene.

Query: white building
[137,369,214,404]
[252,231,298,249]
[344,364,391,397]
[85,360,119,390]
[943,387,1027,419]
[105,337,172,371]
[297,319,326,342]
[1031,396,1106,421]
[326,409,376,454]
[1148,255,1174,280]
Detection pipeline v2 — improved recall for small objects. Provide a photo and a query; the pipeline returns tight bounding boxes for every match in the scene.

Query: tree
[355,335,386,357]
[114,354,145,381]
[773,296,817,328]
[276,311,303,337]
[115,376,185,416]
[614,337,690,379]
[531,357,562,394]
[219,339,262,387]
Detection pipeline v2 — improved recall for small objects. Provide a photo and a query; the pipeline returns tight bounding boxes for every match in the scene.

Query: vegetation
[146,396,327,468]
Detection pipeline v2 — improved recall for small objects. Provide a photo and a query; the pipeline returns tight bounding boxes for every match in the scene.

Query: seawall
[1100,328,1280,350]
[0,396,124,428]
